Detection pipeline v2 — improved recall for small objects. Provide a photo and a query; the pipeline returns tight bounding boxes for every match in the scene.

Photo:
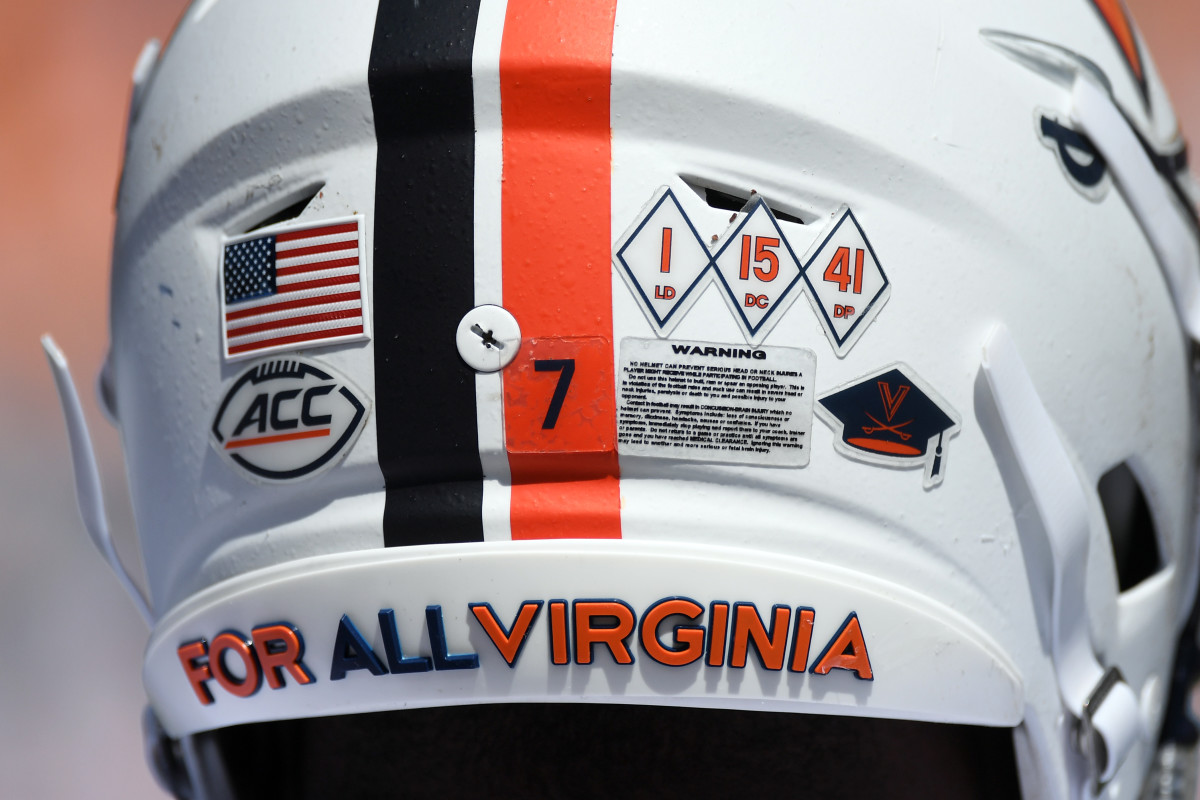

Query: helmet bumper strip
[143,542,1023,739]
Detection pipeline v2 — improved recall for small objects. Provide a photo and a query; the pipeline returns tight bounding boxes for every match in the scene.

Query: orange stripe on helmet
[499,0,621,540]
[1090,0,1144,86]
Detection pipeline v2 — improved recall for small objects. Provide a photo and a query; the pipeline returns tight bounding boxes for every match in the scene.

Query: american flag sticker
[219,215,370,361]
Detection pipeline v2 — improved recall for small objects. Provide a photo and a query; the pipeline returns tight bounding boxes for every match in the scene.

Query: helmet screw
[455,304,521,372]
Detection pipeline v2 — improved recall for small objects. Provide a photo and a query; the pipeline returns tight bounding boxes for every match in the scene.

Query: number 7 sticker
[532,359,575,429]
[503,336,616,457]
[800,206,891,358]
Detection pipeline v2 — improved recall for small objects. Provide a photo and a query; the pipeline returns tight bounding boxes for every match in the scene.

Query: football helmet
[45,0,1200,797]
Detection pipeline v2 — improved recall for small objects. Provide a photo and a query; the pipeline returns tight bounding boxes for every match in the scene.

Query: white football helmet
[44,0,1200,797]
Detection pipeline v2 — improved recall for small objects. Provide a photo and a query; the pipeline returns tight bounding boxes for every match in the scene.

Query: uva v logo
[877,381,910,422]
[817,364,961,489]
[211,357,370,483]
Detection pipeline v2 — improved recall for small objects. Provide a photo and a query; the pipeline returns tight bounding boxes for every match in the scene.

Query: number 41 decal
[801,206,891,358]
[823,247,865,294]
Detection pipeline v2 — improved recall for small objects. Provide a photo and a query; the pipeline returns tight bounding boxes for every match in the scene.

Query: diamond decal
[711,198,805,344]
[801,206,890,357]
[613,187,714,336]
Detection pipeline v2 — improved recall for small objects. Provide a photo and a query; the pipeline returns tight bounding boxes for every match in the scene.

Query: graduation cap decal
[817,364,961,488]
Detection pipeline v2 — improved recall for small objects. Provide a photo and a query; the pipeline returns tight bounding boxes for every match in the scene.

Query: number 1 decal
[533,359,575,429]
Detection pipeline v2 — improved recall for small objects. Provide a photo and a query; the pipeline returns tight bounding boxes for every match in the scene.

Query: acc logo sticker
[816,363,960,488]
[211,357,369,483]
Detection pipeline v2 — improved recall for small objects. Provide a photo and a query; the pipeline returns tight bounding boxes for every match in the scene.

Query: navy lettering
[232,394,269,436]
[301,385,335,426]
[378,609,433,673]
[269,389,301,430]
[329,614,387,680]
[426,605,480,670]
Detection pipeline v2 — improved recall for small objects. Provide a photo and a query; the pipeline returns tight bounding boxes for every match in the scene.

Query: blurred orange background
[1,3,188,796]
[0,1,1195,796]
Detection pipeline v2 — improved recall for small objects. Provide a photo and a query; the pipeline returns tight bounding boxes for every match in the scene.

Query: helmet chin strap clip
[41,335,153,626]
[983,326,1142,798]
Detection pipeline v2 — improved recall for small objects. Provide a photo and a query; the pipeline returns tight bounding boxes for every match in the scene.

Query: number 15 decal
[710,198,805,344]
[739,235,780,282]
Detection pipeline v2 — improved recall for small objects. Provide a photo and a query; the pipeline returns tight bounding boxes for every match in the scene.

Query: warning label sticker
[617,338,816,467]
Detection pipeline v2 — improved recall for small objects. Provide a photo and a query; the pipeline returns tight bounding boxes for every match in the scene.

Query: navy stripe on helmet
[368,0,485,547]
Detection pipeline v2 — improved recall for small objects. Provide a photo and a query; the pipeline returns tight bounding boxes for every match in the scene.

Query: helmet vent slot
[680,178,807,225]
[1098,462,1162,592]
[243,184,324,234]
